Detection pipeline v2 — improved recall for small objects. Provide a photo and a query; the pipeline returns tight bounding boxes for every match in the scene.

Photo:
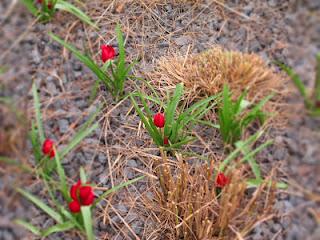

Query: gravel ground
[0,0,319,239]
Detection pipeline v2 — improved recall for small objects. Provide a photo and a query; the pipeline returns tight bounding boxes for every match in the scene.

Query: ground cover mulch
[0,0,319,239]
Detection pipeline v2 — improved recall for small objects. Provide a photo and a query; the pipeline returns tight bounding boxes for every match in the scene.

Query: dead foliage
[143,149,277,239]
[0,102,28,158]
[149,47,288,104]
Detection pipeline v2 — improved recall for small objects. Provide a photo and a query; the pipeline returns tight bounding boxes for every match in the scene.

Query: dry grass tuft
[150,47,287,103]
[0,103,28,158]
[144,150,277,239]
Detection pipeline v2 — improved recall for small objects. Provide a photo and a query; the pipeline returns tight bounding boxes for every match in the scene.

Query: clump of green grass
[217,84,272,147]
[49,24,134,102]
[15,83,144,239]
[130,83,218,149]
[20,0,97,28]
[16,165,143,239]
[277,54,320,116]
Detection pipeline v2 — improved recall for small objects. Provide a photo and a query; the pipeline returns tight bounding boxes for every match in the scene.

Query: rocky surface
[0,0,319,239]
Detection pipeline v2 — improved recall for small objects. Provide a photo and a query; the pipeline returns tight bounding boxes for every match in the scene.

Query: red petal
[81,192,94,206]
[70,181,81,201]
[42,139,55,158]
[79,186,93,200]
[216,173,229,188]
[153,113,165,128]
[101,45,116,62]
[69,200,81,213]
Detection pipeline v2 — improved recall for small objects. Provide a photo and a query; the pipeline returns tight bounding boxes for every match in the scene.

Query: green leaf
[246,179,288,189]
[164,83,184,137]
[42,221,75,237]
[276,62,310,105]
[130,94,162,146]
[55,1,98,29]
[48,33,110,90]
[116,24,126,68]
[80,167,87,183]
[218,85,236,144]
[59,123,99,159]
[235,140,261,180]
[219,130,264,172]
[54,149,69,201]
[165,137,195,150]
[17,189,63,223]
[20,0,39,16]
[59,207,84,231]
[94,176,144,205]
[0,157,32,173]
[81,206,94,240]
[78,104,102,132]
[14,219,41,236]
[240,140,273,165]
[32,83,45,143]
[29,121,42,163]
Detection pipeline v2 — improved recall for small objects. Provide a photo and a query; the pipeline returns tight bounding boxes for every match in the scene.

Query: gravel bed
[0,0,319,239]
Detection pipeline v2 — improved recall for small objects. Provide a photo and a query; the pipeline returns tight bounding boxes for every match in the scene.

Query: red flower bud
[79,186,93,200]
[42,139,55,158]
[153,113,165,128]
[69,200,81,213]
[37,0,52,9]
[81,191,94,206]
[215,172,229,188]
[101,45,116,63]
[70,180,81,201]
[163,137,169,145]
[69,181,94,213]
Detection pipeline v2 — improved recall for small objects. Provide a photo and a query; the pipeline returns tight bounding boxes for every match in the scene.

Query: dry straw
[143,150,277,239]
[150,47,288,106]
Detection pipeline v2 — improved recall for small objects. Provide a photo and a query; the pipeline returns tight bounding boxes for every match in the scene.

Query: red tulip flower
[215,172,229,188]
[69,181,94,213]
[42,139,55,158]
[153,113,165,128]
[101,45,116,63]
[68,200,81,213]
[36,0,53,9]
[163,137,169,145]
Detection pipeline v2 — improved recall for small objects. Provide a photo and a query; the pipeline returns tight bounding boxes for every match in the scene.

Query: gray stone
[174,36,192,46]
[47,81,57,95]
[99,221,109,231]
[98,153,107,163]
[310,226,320,240]
[127,159,138,168]
[124,167,135,179]
[58,119,69,134]
[116,204,128,213]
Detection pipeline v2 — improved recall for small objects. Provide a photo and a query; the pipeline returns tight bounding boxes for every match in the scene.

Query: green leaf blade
[17,189,63,223]
[15,219,41,236]
[41,221,75,237]
[81,206,94,240]
[32,83,45,143]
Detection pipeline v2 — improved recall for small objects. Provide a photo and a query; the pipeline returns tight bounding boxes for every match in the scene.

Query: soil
[0,0,319,240]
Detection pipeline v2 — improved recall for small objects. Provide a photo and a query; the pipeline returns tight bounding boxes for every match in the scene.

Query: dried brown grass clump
[150,47,287,103]
[146,150,276,239]
[0,103,27,158]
